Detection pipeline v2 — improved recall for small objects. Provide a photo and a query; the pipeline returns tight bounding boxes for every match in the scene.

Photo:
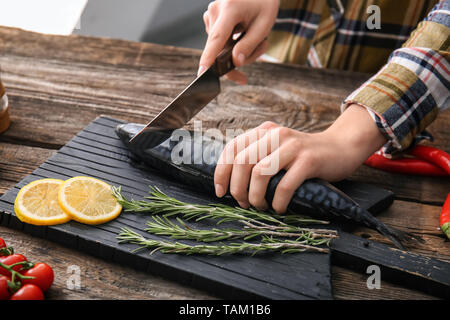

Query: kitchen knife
[129,33,244,148]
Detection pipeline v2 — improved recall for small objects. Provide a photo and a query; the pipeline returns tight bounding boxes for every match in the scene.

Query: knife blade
[129,33,244,148]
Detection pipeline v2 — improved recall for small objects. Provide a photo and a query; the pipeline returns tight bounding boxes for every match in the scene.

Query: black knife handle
[212,32,245,77]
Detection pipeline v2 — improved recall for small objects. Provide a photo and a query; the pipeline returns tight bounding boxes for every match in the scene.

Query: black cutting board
[0,117,394,300]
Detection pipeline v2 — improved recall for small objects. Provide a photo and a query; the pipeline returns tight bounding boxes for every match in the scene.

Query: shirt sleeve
[341,0,450,157]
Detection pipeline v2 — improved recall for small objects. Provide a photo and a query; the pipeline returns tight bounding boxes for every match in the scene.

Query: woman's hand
[214,105,387,213]
[199,0,280,84]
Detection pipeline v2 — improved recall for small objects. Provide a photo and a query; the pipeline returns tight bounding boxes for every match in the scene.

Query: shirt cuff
[340,100,401,157]
[341,53,444,156]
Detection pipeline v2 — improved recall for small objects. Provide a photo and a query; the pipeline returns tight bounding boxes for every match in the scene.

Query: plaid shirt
[265,0,449,156]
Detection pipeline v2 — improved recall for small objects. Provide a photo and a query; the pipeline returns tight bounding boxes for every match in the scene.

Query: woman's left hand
[213,104,387,213]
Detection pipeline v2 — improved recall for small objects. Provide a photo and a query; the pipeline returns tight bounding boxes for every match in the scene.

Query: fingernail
[197,65,207,76]
[237,53,245,67]
[215,184,225,198]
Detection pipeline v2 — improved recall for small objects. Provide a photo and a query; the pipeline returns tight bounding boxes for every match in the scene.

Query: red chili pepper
[441,194,450,240]
[364,154,448,176]
[409,145,450,175]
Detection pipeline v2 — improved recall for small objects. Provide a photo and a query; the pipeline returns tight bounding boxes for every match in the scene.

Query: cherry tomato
[22,263,54,292]
[0,238,11,257]
[10,284,44,300]
[0,254,27,276]
[0,275,11,300]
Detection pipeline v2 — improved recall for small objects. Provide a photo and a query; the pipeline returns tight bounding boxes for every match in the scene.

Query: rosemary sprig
[118,228,330,255]
[112,186,329,226]
[145,215,337,243]
[113,186,337,255]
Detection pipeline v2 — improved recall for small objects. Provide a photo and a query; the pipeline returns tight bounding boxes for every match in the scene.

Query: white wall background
[73,0,162,42]
[0,0,211,49]
[75,0,211,48]
[0,0,87,35]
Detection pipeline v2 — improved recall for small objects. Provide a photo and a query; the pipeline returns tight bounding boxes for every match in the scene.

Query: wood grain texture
[350,166,449,205]
[1,27,447,204]
[0,26,448,300]
[350,201,450,262]
[331,233,450,299]
[0,143,55,194]
[331,266,439,300]
[1,226,438,300]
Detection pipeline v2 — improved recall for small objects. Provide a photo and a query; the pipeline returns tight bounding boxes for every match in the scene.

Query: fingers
[203,1,220,35]
[271,153,316,214]
[203,11,210,34]
[199,0,275,80]
[215,122,317,213]
[228,139,262,209]
[214,121,279,199]
[247,140,300,210]
[214,128,259,199]
[229,128,281,208]
[198,10,240,75]
[245,39,269,65]
[223,40,267,85]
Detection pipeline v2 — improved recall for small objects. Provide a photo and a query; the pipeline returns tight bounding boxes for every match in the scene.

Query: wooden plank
[1,224,438,300]
[328,194,450,299]
[331,266,439,300]
[350,166,449,206]
[0,26,447,205]
[0,142,56,194]
[0,26,447,147]
[330,233,450,299]
[349,201,450,262]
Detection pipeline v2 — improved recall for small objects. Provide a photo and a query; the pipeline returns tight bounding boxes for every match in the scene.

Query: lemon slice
[58,176,122,225]
[14,179,71,225]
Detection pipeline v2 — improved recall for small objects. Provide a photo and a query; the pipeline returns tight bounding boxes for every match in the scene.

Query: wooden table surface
[0,26,448,300]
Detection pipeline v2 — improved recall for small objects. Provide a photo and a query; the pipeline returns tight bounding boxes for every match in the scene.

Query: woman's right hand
[199,0,280,85]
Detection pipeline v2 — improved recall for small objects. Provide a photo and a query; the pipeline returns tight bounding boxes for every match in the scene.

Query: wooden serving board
[0,116,395,300]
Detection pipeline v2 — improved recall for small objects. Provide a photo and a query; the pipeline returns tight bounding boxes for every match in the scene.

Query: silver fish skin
[116,123,419,249]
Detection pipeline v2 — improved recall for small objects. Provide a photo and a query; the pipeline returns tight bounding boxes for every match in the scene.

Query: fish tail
[383,225,424,249]
[367,214,423,250]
